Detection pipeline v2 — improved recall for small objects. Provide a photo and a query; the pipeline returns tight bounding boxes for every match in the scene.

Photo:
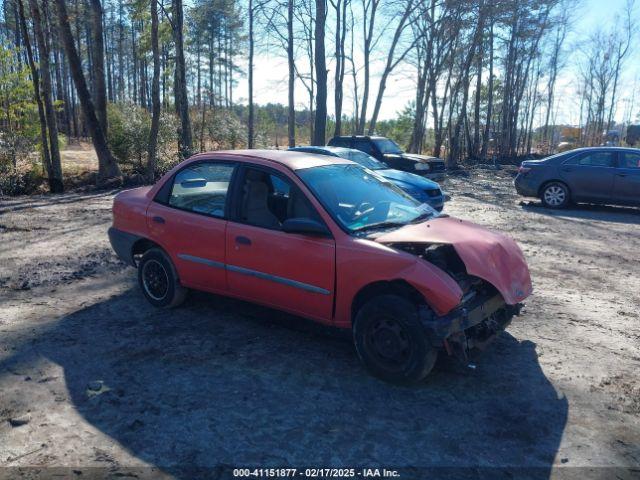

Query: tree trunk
[332,0,347,137]
[248,0,255,148]
[312,0,327,145]
[480,22,494,160]
[53,0,121,184]
[17,0,53,187]
[30,0,64,192]
[357,0,378,134]
[147,0,161,182]
[472,39,482,158]
[287,0,295,147]
[89,0,108,134]
[172,0,192,158]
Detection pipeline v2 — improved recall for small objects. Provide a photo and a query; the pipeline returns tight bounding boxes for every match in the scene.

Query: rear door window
[566,152,615,167]
[620,152,640,169]
[169,162,235,217]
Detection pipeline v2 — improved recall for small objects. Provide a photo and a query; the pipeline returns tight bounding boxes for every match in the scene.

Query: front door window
[238,168,323,229]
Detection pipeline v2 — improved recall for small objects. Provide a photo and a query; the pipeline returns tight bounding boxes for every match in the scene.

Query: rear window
[329,137,350,148]
[169,163,235,217]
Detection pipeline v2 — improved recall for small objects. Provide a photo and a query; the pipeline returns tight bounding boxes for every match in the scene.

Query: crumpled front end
[374,217,533,360]
[374,217,533,308]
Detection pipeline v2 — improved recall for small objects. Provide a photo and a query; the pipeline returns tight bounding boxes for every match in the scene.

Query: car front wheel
[353,294,437,384]
[541,182,570,208]
[138,248,188,308]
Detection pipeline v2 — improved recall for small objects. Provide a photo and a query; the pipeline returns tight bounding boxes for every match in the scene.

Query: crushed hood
[374,217,533,305]
[377,169,440,189]
[384,153,443,164]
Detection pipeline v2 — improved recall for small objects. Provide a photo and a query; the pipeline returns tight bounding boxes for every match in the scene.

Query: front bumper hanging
[419,293,524,346]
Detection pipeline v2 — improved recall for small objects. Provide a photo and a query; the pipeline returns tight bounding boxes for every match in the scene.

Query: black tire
[353,294,437,385]
[540,181,570,208]
[137,248,188,308]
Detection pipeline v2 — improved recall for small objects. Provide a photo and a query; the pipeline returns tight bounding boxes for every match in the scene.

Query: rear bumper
[514,175,539,197]
[108,227,141,267]
[420,293,523,344]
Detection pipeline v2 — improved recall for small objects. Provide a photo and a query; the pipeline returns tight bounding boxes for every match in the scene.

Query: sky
[237,0,640,127]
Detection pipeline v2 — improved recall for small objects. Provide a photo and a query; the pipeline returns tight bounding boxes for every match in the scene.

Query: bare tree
[312,0,327,145]
[29,0,63,192]
[356,0,380,133]
[89,0,108,133]
[330,0,349,136]
[53,0,121,184]
[147,0,161,181]
[172,0,193,158]
[16,0,52,189]
[605,0,634,132]
[367,0,418,134]
[287,0,296,146]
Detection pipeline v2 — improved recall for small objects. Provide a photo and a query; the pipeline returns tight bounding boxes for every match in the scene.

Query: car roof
[188,149,354,171]
[331,135,387,140]
[288,145,358,157]
[560,146,640,153]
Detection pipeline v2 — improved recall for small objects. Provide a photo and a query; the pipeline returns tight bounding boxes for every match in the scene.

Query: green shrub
[0,46,39,178]
[107,103,178,176]
[0,162,44,196]
[194,108,247,151]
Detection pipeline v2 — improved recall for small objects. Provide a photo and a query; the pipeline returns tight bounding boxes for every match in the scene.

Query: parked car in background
[288,146,445,211]
[328,135,446,181]
[109,150,532,384]
[515,147,640,208]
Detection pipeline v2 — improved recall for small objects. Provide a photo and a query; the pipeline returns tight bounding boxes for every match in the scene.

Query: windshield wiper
[352,221,406,232]
[409,212,434,224]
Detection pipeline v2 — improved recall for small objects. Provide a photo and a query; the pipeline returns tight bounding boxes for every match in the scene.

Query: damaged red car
[109,150,532,384]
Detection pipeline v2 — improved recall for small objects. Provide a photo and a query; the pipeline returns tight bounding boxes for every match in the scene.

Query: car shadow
[1,288,568,479]
[0,190,118,214]
[520,200,640,225]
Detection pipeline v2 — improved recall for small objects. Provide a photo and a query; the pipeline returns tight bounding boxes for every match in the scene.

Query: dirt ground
[1,168,639,479]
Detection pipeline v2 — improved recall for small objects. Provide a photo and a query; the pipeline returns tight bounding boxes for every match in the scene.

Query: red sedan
[109,150,532,384]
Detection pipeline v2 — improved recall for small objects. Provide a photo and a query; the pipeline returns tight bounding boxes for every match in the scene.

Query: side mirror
[282,218,331,237]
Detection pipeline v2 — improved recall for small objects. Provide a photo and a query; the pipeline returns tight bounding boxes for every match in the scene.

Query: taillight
[518,166,531,174]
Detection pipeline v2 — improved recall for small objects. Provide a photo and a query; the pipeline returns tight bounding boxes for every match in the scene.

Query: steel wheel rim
[142,259,169,301]
[544,185,565,206]
[365,316,412,371]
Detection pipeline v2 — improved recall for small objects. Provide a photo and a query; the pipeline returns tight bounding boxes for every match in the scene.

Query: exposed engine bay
[389,242,498,303]
[389,242,519,360]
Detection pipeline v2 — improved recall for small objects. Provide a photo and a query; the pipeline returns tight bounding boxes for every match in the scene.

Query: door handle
[152,216,165,224]
[235,235,252,246]
[616,173,627,177]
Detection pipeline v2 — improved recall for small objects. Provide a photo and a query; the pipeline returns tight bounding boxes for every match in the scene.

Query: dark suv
[514,147,640,208]
[328,135,446,180]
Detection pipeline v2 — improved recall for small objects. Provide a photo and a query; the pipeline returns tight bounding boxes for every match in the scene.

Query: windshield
[297,164,437,233]
[335,150,386,170]
[373,138,403,154]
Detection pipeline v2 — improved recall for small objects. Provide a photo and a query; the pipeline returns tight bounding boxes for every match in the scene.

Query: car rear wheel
[541,182,570,208]
[353,294,437,384]
[138,248,187,308]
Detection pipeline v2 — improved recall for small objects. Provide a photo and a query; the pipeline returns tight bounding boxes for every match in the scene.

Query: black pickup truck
[328,135,446,180]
